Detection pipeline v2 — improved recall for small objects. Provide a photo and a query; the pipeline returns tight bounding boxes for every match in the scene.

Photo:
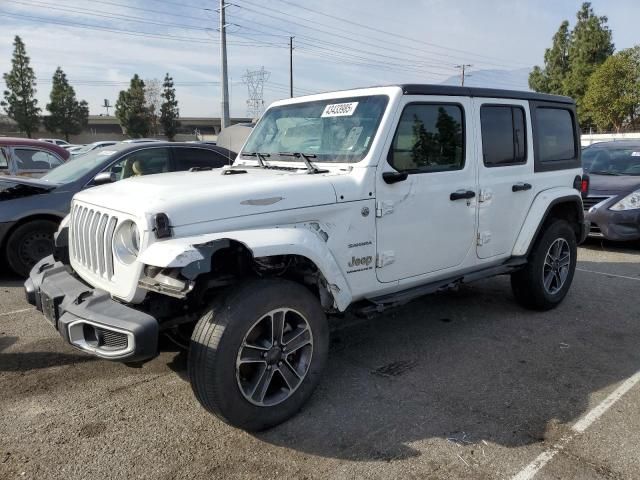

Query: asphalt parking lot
[1,240,639,480]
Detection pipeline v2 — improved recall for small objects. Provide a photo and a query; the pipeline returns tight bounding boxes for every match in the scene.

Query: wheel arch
[1,213,64,256]
[512,189,584,258]
[138,227,353,311]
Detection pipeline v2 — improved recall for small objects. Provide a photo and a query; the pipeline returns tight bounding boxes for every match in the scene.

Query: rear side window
[388,103,465,173]
[0,149,8,169]
[13,148,62,170]
[173,148,230,170]
[108,147,171,180]
[480,106,527,166]
[536,108,576,162]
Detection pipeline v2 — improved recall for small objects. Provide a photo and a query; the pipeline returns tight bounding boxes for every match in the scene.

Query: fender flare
[512,188,584,257]
[138,227,353,311]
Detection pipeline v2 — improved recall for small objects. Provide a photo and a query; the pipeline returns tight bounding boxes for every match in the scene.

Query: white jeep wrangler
[26,85,588,430]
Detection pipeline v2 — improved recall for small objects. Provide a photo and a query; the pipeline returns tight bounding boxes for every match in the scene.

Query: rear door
[474,99,535,259]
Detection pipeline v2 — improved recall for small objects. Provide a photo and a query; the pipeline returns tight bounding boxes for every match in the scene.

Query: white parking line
[0,307,32,317]
[512,370,640,480]
[576,267,640,282]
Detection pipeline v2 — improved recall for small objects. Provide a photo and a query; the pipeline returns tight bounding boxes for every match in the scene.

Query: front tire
[511,219,577,311]
[5,220,58,277]
[188,279,329,431]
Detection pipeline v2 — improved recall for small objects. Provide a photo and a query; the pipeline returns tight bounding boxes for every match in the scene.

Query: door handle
[450,190,476,201]
[512,183,532,192]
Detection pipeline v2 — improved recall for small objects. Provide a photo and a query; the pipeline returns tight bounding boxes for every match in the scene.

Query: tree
[1,36,40,137]
[160,73,180,141]
[529,3,614,125]
[584,47,640,132]
[115,74,151,138]
[528,21,571,94]
[144,78,162,136]
[563,3,614,124]
[43,67,89,141]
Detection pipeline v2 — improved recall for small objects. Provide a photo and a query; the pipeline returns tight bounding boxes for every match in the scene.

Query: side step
[354,258,527,317]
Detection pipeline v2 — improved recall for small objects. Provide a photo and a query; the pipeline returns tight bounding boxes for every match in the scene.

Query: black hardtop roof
[398,84,574,105]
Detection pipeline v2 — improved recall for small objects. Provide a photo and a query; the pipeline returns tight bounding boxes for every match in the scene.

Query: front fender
[512,187,583,257]
[137,227,353,311]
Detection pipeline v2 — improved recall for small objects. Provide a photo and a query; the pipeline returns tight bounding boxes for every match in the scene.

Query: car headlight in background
[113,220,140,264]
[610,190,640,211]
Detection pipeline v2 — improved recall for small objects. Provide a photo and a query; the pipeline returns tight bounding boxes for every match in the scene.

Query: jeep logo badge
[348,255,373,268]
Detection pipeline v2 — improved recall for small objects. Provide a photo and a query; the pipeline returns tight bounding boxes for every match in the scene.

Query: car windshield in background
[582,146,640,176]
[40,148,121,184]
[241,95,389,163]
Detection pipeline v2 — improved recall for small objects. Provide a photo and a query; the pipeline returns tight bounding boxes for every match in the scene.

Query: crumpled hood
[73,167,340,227]
[588,174,640,196]
[0,176,56,201]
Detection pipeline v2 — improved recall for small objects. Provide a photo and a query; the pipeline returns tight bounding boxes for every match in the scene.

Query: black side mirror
[93,172,116,185]
[382,171,408,184]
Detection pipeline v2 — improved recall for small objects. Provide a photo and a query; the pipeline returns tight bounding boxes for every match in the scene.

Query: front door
[474,99,535,259]
[375,96,478,283]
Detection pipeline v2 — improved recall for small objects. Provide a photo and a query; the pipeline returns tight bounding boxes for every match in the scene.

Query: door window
[480,105,527,167]
[173,147,230,170]
[106,148,171,180]
[388,104,464,173]
[13,149,63,170]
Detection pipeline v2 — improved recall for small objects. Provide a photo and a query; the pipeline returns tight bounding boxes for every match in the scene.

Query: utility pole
[289,36,294,98]
[454,64,472,86]
[219,0,230,129]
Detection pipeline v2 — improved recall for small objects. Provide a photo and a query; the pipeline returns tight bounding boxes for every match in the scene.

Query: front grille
[583,196,611,211]
[70,204,118,280]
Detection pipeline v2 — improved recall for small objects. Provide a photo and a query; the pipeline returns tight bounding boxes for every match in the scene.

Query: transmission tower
[242,67,270,118]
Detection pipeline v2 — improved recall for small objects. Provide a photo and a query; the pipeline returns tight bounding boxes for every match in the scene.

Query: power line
[270,0,531,68]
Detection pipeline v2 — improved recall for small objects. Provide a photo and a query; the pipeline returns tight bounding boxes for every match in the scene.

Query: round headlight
[113,220,140,264]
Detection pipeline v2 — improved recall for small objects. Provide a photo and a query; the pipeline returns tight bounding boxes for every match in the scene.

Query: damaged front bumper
[25,256,159,362]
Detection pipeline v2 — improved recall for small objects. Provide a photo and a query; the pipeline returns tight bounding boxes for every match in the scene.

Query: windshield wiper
[240,151,271,168]
[277,152,328,174]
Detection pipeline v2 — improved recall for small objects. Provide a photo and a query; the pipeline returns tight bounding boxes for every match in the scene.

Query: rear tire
[5,220,58,277]
[511,219,577,311]
[188,278,329,431]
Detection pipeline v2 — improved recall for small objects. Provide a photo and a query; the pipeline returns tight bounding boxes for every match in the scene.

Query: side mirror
[382,171,408,184]
[93,172,116,185]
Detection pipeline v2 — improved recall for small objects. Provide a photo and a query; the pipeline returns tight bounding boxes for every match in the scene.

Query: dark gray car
[0,142,235,276]
[582,140,640,241]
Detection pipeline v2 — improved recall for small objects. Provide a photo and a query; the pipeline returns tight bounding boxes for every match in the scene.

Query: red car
[0,137,70,178]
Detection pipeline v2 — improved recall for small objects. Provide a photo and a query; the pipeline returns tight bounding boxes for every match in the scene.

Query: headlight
[113,220,140,264]
[610,190,640,211]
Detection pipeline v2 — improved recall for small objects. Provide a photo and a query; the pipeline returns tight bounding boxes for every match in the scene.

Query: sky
[0,0,638,118]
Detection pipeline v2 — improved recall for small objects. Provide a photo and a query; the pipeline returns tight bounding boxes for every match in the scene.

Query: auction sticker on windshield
[99,150,118,156]
[321,102,359,117]
[632,152,640,157]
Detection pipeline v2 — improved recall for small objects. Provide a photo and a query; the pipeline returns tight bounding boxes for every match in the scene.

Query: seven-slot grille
[583,196,612,211]
[70,204,118,279]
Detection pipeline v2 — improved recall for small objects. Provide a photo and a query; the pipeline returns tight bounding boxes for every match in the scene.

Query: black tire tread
[5,219,59,277]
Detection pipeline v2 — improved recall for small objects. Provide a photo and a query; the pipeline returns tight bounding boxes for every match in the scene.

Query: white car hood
[73,167,340,227]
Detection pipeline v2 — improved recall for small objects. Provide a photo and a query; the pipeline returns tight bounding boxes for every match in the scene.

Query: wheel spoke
[552,240,562,259]
[278,360,301,390]
[250,365,275,404]
[271,310,285,346]
[238,345,268,365]
[284,328,311,354]
[544,270,555,291]
[559,266,569,285]
[559,253,570,268]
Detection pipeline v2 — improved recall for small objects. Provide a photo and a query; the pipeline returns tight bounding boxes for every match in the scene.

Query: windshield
[241,95,389,163]
[582,146,640,176]
[41,148,120,184]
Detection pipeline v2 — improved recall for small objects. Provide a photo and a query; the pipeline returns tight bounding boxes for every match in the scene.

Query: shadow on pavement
[0,335,95,372]
[253,262,640,460]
